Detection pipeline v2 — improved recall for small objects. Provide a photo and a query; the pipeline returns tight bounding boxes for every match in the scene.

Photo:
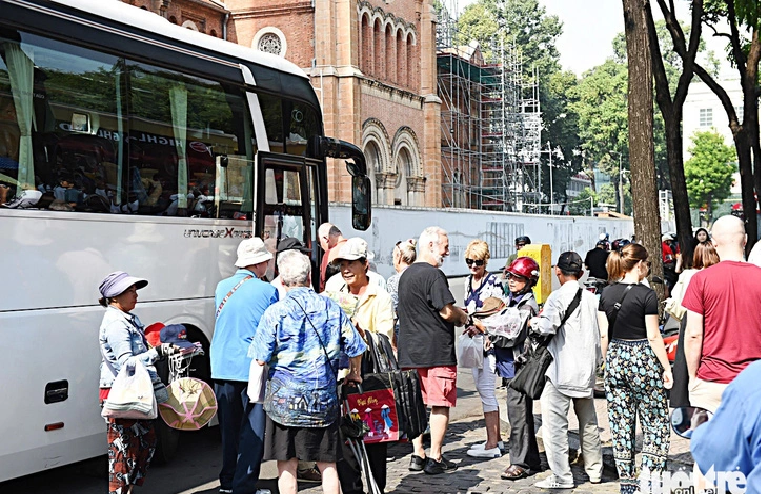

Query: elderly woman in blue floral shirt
[250,250,366,494]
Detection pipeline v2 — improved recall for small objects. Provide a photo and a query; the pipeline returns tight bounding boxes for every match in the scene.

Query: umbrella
[159,377,217,430]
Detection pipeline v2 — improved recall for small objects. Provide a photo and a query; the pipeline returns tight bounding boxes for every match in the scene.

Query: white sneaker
[466,446,501,458]
[470,440,504,451]
[256,490,272,494]
[534,474,574,489]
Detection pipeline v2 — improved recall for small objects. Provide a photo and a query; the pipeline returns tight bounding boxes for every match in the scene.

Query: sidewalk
[285,379,695,494]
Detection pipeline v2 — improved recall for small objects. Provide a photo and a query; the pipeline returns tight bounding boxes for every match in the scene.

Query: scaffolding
[436,0,541,211]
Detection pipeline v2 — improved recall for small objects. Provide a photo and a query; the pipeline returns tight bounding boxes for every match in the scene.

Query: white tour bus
[0,0,371,481]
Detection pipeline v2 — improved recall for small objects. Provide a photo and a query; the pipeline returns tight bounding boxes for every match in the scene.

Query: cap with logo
[160,324,197,349]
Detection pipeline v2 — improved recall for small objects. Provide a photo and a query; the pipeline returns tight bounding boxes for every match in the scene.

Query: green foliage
[568,187,597,215]
[684,130,737,215]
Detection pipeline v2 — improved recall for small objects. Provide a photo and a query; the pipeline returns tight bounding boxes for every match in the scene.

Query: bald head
[318,223,334,250]
[711,215,747,261]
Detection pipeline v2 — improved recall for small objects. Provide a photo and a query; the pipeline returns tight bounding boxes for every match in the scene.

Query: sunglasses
[465,258,485,266]
[642,260,652,268]
[506,273,527,281]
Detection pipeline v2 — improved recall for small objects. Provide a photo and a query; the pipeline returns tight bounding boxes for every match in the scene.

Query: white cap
[235,238,273,267]
[333,238,374,262]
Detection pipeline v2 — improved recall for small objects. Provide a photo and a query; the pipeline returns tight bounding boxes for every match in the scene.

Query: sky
[453,0,721,76]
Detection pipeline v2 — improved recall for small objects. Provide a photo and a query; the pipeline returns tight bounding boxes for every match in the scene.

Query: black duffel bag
[345,332,428,442]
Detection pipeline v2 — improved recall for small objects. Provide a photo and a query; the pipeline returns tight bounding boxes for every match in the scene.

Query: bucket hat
[235,238,272,267]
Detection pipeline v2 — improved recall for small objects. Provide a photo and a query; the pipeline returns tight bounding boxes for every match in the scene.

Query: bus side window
[258,94,283,153]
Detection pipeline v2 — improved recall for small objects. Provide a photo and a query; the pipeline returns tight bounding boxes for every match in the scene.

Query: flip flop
[501,464,529,480]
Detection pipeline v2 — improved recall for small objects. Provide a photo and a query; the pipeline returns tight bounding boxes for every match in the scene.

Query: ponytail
[607,242,648,281]
[607,250,624,282]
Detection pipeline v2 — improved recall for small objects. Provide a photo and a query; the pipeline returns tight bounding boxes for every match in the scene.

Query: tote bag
[102,360,157,420]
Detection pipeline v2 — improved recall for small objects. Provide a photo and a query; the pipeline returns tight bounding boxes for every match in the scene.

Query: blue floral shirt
[464,272,504,314]
[249,287,367,427]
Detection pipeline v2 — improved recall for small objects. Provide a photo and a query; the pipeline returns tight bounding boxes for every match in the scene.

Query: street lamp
[609,151,625,214]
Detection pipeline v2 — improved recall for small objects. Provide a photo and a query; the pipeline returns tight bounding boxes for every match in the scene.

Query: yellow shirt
[339,282,394,343]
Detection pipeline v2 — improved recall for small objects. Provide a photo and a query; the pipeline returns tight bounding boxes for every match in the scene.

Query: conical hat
[159,377,217,430]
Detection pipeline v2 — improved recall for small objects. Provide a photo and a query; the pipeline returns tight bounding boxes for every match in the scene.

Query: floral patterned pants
[605,339,670,494]
[107,418,156,494]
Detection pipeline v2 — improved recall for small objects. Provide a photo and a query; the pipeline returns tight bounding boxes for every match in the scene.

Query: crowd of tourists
[96,214,761,494]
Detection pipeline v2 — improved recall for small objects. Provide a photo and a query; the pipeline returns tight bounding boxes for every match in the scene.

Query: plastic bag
[457,334,484,369]
[247,359,268,404]
[102,360,157,420]
[482,307,529,348]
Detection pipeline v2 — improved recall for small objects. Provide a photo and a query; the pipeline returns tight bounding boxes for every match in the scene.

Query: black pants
[337,433,387,494]
[669,317,690,408]
[504,378,541,471]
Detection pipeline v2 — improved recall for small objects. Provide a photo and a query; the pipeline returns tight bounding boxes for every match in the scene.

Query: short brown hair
[692,242,720,270]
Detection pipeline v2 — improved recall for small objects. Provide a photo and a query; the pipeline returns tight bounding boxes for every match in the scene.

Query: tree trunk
[664,117,694,265]
[623,0,665,301]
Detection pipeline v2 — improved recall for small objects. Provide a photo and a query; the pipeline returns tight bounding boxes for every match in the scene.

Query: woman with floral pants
[598,244,672,494]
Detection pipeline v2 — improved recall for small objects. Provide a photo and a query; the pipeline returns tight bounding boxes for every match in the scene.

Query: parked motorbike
[671,406,712,438]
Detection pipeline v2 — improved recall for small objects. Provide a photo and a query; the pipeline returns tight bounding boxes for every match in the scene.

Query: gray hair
[278,250,311,287]
[419,226,447,249]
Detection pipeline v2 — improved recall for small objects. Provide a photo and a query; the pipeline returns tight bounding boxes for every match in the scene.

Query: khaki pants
[688,378,727,412]
[540,380,603,484]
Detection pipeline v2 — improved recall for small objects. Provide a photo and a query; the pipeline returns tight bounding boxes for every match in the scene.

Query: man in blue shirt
[690,359,761,494]
[211,238,279,494]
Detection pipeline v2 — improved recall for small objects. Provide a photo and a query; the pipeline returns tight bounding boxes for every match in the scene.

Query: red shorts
[413,366,457,408]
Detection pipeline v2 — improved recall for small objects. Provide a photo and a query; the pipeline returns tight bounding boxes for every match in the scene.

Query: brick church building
[120,0,441,207]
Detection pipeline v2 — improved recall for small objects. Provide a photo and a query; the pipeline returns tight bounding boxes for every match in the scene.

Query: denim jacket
[99,306,160,388]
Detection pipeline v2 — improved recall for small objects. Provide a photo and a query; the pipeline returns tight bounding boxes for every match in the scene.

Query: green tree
[685,130,737,222]
[568,186,597,216]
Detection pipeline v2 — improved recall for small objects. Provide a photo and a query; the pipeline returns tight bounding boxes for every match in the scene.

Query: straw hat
[472,297,506,318]
[159,377,218,430]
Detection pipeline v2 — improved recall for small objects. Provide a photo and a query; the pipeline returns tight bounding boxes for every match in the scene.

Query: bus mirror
[310,136,368,177]
[351,175,371,231]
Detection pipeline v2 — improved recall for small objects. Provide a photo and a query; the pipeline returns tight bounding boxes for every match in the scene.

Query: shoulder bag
[508,288,583,400]
[607,284,634,341]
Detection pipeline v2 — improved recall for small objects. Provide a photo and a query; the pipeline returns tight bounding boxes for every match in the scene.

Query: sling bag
[509,287,583,400]
[215,275,253,319]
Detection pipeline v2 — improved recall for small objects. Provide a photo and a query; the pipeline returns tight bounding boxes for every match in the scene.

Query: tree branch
[646,3,673,114]
[726,0,748,73]
[706,23,733,40]
[693,63,740,131]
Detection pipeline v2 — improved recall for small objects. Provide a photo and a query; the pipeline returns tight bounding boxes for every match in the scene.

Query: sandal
[501,464,529,480]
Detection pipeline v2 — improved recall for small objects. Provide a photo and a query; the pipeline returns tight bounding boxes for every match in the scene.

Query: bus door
[254,151,323,285]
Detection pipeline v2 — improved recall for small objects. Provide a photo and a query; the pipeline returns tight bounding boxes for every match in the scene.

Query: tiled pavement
[289,378,695,494]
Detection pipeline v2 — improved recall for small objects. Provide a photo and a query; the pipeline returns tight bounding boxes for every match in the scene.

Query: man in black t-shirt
[398,226,468,475]
[584,241,609,280]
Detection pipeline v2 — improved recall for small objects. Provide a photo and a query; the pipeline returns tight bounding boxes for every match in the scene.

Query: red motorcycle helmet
[506,256,540,285]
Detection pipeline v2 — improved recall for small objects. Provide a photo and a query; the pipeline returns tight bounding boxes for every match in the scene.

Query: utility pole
[618,152,624,214]
[549,142,554,214]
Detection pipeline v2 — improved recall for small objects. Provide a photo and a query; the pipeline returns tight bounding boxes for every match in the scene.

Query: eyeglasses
[641,260,651,268]
[465,258,485,266]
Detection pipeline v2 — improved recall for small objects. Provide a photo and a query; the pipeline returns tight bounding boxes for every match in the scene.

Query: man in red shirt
[318,223,346,292]
[682,215,761,411]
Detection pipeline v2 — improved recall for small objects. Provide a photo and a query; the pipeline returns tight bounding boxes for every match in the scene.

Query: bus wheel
[184,325,212,385]
[153,357,180,464]
[153,418,180,464]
